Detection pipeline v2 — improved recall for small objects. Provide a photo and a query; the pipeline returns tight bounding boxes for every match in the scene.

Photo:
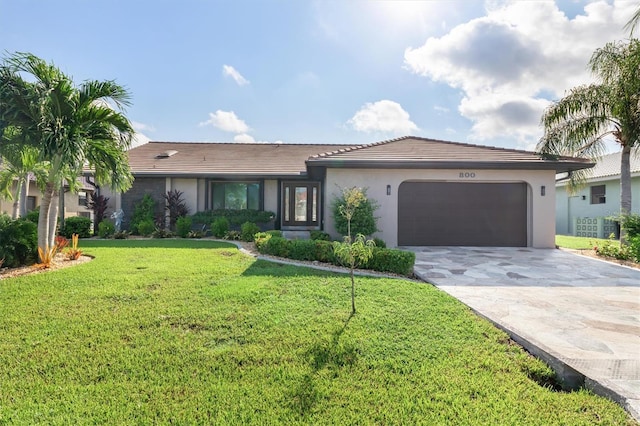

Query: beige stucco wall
[324,168,557,248]
[169,178,199,214]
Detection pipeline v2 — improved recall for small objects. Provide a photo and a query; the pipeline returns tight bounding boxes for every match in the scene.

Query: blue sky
[0,1,636,150]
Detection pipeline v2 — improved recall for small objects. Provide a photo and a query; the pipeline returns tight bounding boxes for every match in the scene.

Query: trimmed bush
[176,216,193,238]
[365,248,415,276]
[240,221,260,242]
[61,216,92,238]
[130,194,156,234]
[137,219,155,237]
[254,234,414,276]
[332,187,379,237]
[266,230,283,238]
[372,237,386,248]
[98,220,115,238]
[0,215,38,268]
[192,209,275,227]
[25,209,39,224]
[211,217,230,239]
[622,213,640,238]
[310,230,331,241]
[629,236,640,262]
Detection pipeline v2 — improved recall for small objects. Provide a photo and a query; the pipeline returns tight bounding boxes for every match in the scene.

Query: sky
[0,0,637,151]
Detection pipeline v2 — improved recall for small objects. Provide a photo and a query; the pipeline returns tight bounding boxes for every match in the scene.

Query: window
[210,182,260,210]
[78,191,88,207]
[27,196,36,212]
[590,185,606,204]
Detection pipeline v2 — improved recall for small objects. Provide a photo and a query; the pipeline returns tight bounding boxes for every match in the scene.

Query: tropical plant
[37,243,58,268]
[176,216,192,238]
[0,52,134,253]
[164,189,189,230]
[66,233,82,260]
[332,186,379,237]
[538,39,640,242]
[0,129,48,219]
[87,193,110,235]
[130,194,156,234]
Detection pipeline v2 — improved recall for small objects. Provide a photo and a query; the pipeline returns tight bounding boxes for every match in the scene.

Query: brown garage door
[398,182,527,246]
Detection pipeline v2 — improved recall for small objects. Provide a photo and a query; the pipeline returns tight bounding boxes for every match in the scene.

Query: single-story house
[104,136,591,248]
[556,151,640,238]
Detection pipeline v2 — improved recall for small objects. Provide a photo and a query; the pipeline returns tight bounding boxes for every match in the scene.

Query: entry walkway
[405,246,640,421]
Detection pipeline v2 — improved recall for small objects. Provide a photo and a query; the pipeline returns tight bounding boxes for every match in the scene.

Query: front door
[282,182,320,227]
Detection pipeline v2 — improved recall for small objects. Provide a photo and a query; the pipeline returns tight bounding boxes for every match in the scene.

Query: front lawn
[555,234,620,250]
[0,240,633,424]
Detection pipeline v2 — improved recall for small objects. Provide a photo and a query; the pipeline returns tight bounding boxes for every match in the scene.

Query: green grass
[0,239,634,425]
[556,234,621,250]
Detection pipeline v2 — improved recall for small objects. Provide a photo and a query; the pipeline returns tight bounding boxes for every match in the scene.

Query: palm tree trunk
[48,190,59,248]
[19,173,30,218]
[620,145,632,244]
[11,179,22,219]
[38,181,55,252]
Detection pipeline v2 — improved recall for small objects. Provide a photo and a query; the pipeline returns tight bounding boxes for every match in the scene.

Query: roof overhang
[306,159,595,173]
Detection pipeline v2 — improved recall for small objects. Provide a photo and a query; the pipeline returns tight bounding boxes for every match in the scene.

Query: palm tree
[538,39,640,242]
[0,128,48,218]
[0,52,134,251]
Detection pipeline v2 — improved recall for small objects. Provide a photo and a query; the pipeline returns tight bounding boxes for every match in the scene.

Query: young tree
[332,187,376,314]
[538,39,640,242]
[0,52,134,252]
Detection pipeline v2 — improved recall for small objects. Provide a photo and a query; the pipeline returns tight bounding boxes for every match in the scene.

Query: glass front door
[282,182,319,227]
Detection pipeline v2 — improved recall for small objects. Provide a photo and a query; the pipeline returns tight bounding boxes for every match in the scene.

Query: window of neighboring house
[78,211,91,218]
[78,191,88,207]
[27,196,36,212]
[209,182,260,210]
[590,185,606,204]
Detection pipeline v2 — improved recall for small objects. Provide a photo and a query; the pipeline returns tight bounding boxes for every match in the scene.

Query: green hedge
[192,209,275,227]
[61,216,92,238]
[254,233,414,276]
[0,215,38,268]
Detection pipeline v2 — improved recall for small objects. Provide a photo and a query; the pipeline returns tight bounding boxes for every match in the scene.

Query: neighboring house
[556,151,640,238]
[104,136,590,248]
[0,175,96,221]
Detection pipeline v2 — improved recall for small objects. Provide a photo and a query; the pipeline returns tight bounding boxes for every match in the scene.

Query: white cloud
[233,133,255,143]
[199,110,250,133]
[131,121,156,132]
[404,0,636,145]
[348,100,419,135]
[222,65,250,86]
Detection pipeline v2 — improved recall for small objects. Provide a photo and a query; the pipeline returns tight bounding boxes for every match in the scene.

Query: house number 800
[459,172,476,178]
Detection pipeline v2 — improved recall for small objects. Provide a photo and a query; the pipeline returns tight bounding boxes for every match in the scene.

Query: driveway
[405,246,640,421]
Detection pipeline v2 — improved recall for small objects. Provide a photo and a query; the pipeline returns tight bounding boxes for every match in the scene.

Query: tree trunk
[19,173,30,218]
[11,179,22,219]
[350,268,356,314]
[620,144,632,244]
[38,181,55,252]
[48,190,59,248]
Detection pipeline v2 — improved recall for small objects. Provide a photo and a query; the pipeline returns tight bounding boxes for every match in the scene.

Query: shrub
[137,219,155,237]
[261,236,290,257]
[0,215,38,268]
[87,193,109,235]
[130,194,156,234]
[364,248,415,275]
[240,221,261,242]
[61,216,92,238]
[254,232,272,251]
[289,239,318,261]
[628,236,640,262]
[310,230,331,241]
[113,231,129,239]
[313,240,336,263]
[332,187,379,237]
[165,189,189,230]
[621,213,640,238]
[224,230,241,241]
[25,209,39,224]
[151,227,174,239]
[266,230,283,238]
[98,220,115,238]
[176,216,193,238]
[594,240,632,260]
[372,237,386,248]
[211,217,230,238]
[192,209,276,227]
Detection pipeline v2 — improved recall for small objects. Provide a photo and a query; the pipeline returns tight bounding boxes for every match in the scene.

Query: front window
[78,191,88,207]
[590,185,606,204]
[210,182,260,210]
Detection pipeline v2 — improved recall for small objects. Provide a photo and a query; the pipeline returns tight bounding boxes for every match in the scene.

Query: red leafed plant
[55,235,69,253]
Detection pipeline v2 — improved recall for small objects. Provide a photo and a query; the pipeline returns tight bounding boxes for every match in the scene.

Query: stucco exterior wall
[169,178,199,214]
[324,168,557,248]
[555,175,640,235]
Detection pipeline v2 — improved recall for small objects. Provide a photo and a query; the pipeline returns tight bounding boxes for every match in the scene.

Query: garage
[398,181,528,246]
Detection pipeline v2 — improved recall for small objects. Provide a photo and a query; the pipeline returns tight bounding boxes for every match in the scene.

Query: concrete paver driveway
[405,246,640,421]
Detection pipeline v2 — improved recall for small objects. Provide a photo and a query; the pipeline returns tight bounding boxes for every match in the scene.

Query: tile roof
[126,136,594,177]
[126,142,352,177]
[584,151,640,180]
[307,136,593,172]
